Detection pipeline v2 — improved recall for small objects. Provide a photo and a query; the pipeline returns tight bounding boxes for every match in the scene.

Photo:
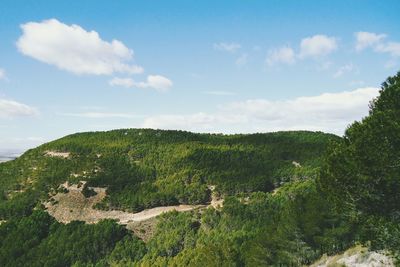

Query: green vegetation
[1,72,399,266]
[0,181,352,266]
[0,129,335,217]
[0,210,140,267]
[319,71,400,261]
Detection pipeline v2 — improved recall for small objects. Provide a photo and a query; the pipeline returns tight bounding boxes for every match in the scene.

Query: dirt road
[45,183,207,224]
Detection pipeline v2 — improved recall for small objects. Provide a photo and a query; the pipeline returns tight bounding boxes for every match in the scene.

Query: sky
[1,0,400,153]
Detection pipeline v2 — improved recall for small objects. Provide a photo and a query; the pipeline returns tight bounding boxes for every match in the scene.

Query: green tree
[320,71,400,217]
[319,71,400,257]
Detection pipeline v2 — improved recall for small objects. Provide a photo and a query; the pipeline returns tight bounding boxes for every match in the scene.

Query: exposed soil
[45,182,205,224]
[44,151,70,158]
[44,181,224,241]
[208,185,224,209]
[311,245,395,267]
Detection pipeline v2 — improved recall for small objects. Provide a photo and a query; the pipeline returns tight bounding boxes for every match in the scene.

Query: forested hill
[1,130,336,217]
[1,72,399,267]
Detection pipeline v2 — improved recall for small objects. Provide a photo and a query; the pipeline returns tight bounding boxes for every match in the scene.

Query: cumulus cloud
[299,35,338,58]
[109,75,173,91]
[354,31,400,58]
[355,31,386,51]
[17,19,143,75]
[136,75,173,91]
[266,46,296,66]
[0,98,38,118]
[267,35,337,66]
[213,42,241,53]
[142,87,379,135]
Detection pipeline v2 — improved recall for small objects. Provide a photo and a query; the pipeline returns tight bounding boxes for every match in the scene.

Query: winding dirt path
[45,182,221,225]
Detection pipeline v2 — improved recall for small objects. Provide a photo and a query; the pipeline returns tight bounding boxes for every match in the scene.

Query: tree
[320,71,400,218]
[319,71,400,256]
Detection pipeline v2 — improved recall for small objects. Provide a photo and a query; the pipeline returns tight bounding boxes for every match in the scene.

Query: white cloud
[235,53,248,67]
[354,31,400,58]
[376,42,400,57]
[266,34,337,67]
[136,75,173,91]
[333,63,356,78]
[355,31,386,51]
[109,77,135,88]
[0,69,6,80]
[142,87,379,135]
[17,19,143,75]
[0,98,38,118]
[299,35,337,58]
[109,75,173,91]
[266,46,296,66]
[213,42,241,53]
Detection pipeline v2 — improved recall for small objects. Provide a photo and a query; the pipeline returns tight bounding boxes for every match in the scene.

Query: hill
[0,130,347,266]
[0,130,336,219]
[1,72,400,266]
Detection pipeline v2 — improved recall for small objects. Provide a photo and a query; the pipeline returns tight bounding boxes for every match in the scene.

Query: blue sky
[1,0,400,152]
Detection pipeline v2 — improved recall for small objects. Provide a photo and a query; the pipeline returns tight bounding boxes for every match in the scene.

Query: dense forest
[0,128,335,218]
[0,72,399,266]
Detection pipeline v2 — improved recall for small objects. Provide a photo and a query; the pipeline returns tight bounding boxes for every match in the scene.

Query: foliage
[319,71,400,260]
[0,210,135,266]
[0,130,335,217]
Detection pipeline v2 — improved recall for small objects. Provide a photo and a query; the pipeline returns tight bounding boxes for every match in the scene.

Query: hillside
[0,130,348,266]
[1,72,400,267]
[0,130,336,218]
